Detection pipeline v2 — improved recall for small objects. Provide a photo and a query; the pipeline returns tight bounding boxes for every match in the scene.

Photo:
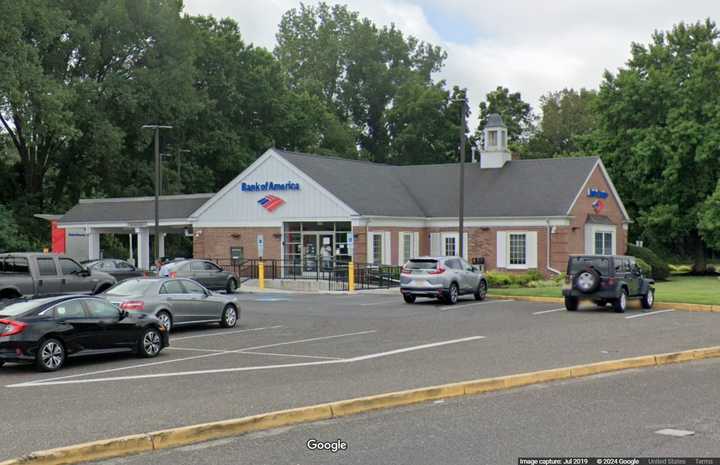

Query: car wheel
[565,296,579,311]
[403,294,416,304]
[613,289,628,313]
[220,305,238,328]
[36,338,65,372]
[226,278,238,294]
[156,311,172,332]
[445,283,459,305]
[474,280,487,301]
[138,328,163,358]
[641,288,654,309]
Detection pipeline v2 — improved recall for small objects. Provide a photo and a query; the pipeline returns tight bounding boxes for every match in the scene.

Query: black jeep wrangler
[562,255,655,313]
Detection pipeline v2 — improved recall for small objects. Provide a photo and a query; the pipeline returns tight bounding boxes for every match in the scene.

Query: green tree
[588,20,720,271]
[698,181,720,252]
[475,86,535,147]
[527,88,597,158]
[0,204,34,252]
[275,2,447,162]
[387,83,466,165]
[0,0,201,213]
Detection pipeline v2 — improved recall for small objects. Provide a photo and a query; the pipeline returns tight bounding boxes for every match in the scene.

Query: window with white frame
[402,233,412,264]
[594,231,613,255]
[372,234,382,264]
[444,236,456,256]
[508,233,527,265]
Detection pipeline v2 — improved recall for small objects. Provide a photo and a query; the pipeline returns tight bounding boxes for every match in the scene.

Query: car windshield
[568,257,610,275]
[405,260,438,270]
[0,298,56,317]
[105,279,155,296]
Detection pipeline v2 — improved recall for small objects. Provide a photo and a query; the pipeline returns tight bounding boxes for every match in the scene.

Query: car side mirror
[80,268,91,277]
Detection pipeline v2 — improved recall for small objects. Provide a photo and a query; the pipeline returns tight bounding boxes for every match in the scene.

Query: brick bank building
[58,117,630,275]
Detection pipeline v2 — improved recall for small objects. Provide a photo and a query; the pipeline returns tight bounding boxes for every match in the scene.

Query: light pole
[142,124,172,265]
[453,91,468,258]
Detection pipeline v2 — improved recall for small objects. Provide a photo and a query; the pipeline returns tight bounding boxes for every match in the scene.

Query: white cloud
[183,0,720,129]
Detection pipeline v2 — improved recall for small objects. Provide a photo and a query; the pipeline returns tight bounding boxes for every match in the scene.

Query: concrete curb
[489,294,718,312]
[3,345,720,465]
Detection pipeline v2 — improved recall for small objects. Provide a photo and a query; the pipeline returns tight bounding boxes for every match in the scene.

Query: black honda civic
[0,295,169,371]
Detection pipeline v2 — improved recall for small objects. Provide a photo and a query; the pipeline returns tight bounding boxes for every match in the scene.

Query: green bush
[486,272,514,288]
[486,270,554,288]
[627,244,670,281]
[635,257,652,277]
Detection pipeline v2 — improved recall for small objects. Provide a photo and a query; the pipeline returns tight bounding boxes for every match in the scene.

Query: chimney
[480,113,511,168]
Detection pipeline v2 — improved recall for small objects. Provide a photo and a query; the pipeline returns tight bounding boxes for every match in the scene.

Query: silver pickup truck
[0,253,116,301]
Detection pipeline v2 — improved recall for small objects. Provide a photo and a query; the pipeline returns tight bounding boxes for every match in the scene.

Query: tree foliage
[275,2,451,163]
[475,86,535,146]
[587,20,720,270]
[527,88,597,158]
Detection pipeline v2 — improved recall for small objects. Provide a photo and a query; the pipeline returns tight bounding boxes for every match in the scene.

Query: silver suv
[400,256,488,305]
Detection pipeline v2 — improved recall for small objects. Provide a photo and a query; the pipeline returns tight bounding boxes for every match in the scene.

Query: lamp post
[454,91,468,258]
[141,124,172,265]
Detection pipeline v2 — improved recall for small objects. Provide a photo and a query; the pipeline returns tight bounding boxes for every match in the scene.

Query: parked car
[0,253,116,302]
[0,295,168,371]
[82,259,145,282]
[400,256,488,305]
[159,259,239,293]
[562,255,655,312]
[103,277,241,332]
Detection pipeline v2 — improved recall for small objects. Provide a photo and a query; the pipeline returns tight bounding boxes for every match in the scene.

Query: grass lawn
[488,275,720,306]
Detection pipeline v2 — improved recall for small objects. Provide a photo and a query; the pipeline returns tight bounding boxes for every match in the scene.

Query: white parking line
[8,335,485,387]
[172,325,285,341]
[167,347,227,353]
[19,330,376,386]
[625,309,675,319]
[239,351,343,360]
[440,300,511,311]
[532,307,567,315]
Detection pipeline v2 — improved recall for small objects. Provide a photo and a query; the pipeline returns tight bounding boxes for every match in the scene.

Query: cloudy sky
[184,0,719,127]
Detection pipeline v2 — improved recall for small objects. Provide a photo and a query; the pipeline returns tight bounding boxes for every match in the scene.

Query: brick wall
[193,227,282,260]
[565,164,628,265]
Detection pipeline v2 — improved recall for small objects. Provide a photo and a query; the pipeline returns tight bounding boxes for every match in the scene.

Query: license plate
[411,280,430,287]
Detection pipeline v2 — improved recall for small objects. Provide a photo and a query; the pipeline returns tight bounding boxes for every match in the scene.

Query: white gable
[191,149,357,226]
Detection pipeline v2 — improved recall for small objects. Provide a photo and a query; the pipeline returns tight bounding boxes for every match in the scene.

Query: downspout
[546,219,562,275]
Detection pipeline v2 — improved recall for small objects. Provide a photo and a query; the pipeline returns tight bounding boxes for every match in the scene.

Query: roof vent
[480,113,511,168]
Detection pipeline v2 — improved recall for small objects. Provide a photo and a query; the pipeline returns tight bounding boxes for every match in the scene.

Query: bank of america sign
[241,181,300,192]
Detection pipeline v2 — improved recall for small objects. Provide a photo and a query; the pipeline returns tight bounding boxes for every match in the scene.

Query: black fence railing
[205,258,400,290]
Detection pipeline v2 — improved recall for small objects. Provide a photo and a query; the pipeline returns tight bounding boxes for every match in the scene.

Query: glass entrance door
[319,234,334,271]
[302,234,318,272]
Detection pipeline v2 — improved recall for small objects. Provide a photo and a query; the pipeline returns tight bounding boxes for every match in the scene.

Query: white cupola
[480,113,511,168]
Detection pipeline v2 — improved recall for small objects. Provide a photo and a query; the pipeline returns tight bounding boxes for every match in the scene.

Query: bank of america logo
[258,194,285,212]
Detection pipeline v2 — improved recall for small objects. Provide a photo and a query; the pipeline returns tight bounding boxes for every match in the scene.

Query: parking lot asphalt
[2,292,720,460]
[95,357,720,465]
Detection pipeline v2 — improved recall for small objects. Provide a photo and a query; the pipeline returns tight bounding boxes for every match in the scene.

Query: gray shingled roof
[485,113,506,128]
[275,150,599,218]
[60,194,214,224]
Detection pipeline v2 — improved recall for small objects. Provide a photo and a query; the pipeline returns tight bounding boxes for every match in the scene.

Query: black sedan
[0,295,169,371]
[82,259,145,282]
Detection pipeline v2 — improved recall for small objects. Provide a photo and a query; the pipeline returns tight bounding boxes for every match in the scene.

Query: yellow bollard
[348,261,355,293]
[258,261,265,289]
